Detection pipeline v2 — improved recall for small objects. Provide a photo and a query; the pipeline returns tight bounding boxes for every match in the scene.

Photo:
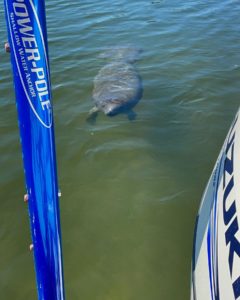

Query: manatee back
[93,62,142,110]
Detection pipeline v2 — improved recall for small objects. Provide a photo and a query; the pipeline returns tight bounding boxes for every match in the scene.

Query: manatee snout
[102,103,119,117]
[101,99,130,116]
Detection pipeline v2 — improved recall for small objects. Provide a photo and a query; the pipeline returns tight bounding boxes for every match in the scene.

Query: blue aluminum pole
[4,0,65,299]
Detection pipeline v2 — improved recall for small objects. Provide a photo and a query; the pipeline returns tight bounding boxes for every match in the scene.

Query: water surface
[0,1,240,299]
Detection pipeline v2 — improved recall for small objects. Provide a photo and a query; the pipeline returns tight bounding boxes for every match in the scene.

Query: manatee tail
[99,45,142,64]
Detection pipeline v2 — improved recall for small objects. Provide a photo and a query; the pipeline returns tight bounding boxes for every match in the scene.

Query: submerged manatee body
[90,46,143,119]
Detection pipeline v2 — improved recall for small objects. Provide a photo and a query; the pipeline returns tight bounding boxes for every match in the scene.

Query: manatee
[98,45,142,63]
[88,46,143,121]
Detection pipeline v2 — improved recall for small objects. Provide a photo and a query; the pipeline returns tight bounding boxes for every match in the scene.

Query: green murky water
[0,1,239,299]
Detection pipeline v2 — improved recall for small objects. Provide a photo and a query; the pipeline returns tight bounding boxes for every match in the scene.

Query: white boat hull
[192,109,240,300]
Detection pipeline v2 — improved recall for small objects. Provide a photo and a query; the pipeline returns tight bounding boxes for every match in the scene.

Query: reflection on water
[0,0,239,299]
